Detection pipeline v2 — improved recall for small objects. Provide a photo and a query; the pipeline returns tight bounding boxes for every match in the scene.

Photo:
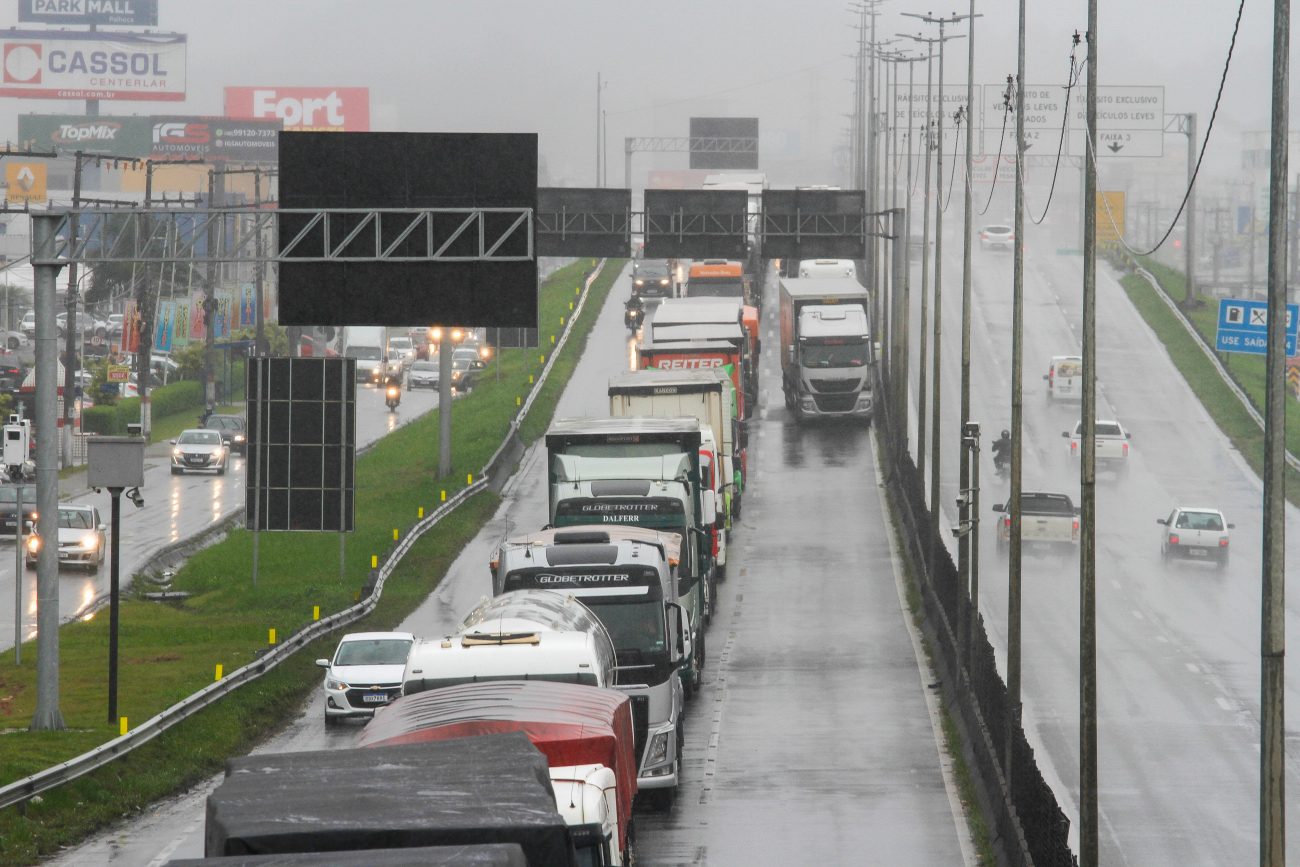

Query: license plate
[361,693,388,704]
[1188,548,1207,557]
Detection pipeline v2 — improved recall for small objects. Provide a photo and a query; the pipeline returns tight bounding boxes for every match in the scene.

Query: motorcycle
[624,303,645,333]
[385,383,401,412]
[992,445,1011,478]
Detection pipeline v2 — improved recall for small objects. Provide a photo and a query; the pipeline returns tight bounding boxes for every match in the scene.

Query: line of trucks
[180,350,762,865]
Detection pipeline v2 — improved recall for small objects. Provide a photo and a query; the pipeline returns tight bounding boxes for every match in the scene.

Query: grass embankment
[0,258,623,863]
[1117,259,1300,500]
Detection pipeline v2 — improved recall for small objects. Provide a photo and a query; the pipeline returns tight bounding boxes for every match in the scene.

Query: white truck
[491,526,690,807]
[608,367,743,555]
[400,589,618,695]
[778,277,875,420]
[340,325,388,384]
[1063,419,1131,475]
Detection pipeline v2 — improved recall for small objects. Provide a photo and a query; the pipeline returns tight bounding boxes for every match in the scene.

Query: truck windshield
[583,598,666,656]
[564,443,683,459]
[802,339,868,368]
[688,278,744,297]
[345,347,381,360]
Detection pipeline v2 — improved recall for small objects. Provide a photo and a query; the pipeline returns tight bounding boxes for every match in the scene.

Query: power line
[976,77,1013,217]
[1094,0,1246,257]
[1024,38,1084,226]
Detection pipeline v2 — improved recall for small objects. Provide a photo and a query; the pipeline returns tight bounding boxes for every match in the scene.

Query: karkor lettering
[53,121,119,142]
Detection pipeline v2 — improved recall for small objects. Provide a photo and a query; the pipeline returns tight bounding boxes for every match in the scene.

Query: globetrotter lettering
[576,502,662,512]
[535,574,632,584]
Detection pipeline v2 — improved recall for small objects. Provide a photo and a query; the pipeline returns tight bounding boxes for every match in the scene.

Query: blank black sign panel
[277,131,539,328]
[246,357,356,532]
[688,117,759,170]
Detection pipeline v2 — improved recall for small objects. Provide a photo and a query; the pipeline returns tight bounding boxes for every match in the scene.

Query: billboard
[688,117,759,170]
[18,114,281,162]
[224,86,370,131]
[0,31,185,101]
[20,0,158,26]
[5,162,47,205]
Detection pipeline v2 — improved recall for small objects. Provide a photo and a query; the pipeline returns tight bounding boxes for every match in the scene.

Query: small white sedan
[1157,507,1234,569]
[979,224,1015,251]
[316,631,415,725]
[25,503,106,571]
[170,429,229,476]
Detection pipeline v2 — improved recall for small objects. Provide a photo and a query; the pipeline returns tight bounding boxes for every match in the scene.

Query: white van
[1045,355,1082,401]
[400,589,618,695]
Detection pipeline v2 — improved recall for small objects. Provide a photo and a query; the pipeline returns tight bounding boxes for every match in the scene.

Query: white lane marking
[1185,663,1200,674]
[870,429,979,867]
[1155,635,1169,643]
[1131,609,1145,621]
[1110,579,1121,590]
[1216,697,1234,712]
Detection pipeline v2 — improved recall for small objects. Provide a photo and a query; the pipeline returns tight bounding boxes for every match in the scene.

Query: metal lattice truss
[31,207,534,266]
[535,208,631,241]
[760,212,875,245]
[624,136,759,155]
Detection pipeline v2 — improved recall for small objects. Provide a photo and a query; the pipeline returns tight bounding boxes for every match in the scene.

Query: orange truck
[685,260,756,307]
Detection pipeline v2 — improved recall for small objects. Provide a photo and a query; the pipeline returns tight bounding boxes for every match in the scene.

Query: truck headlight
[645,730,670,766]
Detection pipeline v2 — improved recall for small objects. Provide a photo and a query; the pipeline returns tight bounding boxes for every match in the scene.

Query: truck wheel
[642,786,676,813]
[716,560,727,583]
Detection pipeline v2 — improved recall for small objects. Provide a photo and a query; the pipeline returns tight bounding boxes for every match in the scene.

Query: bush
[82,380,207,435]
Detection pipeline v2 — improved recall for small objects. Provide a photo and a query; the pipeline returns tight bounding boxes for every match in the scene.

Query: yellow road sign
[1096,191,1125,244]
[5,162,47,205]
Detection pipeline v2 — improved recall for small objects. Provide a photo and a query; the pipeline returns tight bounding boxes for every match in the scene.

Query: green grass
[0,258,623,863]
[1118,263,1300,502]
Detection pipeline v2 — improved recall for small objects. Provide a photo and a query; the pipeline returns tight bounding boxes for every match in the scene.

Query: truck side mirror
[677,574,697,597]
[787,345,795,364]
[666,602,686,660]
[701,490,717,526]
[992,503,1006,513]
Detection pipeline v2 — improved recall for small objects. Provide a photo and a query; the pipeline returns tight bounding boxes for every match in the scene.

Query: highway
[910,211,1300,864]
[0,384,441,655]
[49,263,973,866]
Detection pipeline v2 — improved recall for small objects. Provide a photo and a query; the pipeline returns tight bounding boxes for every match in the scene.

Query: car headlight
[233,435,245,443]
[325,677,348,691]
[635,279,645,286]
[80,535,98,550]
[26,536,40,554]
[173,448,182,458]
[660,278,670,286]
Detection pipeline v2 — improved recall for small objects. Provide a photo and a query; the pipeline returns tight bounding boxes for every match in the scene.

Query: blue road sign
[1215,298,1298,356]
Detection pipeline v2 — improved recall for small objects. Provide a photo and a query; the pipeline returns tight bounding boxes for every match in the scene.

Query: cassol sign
[0,31,185,101]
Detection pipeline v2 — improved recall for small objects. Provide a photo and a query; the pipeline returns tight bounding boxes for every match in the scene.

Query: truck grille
[629,694,649,767]
[810,378,860,394]
[813,393,860,412]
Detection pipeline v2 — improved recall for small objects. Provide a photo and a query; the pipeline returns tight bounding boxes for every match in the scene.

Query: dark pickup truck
[993,491,1079,550]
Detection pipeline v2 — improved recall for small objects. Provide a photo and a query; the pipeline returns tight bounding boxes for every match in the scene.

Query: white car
[20,310,35,339]
[1158,507,1234,569]
[25,503,106,571]
[979,223,1015,251]
[315,631,415,725]
[170,428,229,476]
[407,359,438,389]
[386,336,416,369]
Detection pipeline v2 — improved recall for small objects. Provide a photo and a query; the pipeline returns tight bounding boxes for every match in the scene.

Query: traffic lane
[955,238,1287,864]
[638,267,970,864]
[41,263,637,866]
[1,382,441,653]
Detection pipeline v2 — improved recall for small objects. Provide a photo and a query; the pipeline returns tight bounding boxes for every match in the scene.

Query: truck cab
[400,589,618,695]
[492,526,689,805]
[778,277,874,420]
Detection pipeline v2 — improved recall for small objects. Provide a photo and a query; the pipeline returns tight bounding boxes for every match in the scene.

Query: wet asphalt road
[909,212,1300,864]
[49,263,972,866]
[0,384,441,654]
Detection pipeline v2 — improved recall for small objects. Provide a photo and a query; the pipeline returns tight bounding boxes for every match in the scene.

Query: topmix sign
[0,30,186,101]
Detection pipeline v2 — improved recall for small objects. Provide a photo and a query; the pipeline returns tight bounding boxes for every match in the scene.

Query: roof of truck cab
[498,524,682,564]
[551,453,694,483]
[651,297,744,324]
[779,276,871,300]
[608,368,726,394]
[649,322,745,344]
[547,416,702,437]
[639,337,738,354]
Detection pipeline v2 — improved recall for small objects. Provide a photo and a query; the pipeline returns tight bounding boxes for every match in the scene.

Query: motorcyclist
[624,294,645,329]
[384,371,402,410]
[992,429,1012,468]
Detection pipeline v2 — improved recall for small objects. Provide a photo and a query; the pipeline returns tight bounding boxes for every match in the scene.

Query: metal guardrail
[1132,264,1300,473]
[0,258,610,811]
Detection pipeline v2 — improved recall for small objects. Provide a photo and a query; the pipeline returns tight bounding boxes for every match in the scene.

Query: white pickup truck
[993,491,1079,552]
[1063,419,1131,474]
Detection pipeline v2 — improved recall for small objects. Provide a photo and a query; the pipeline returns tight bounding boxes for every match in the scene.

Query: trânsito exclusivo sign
[19,0,158,27]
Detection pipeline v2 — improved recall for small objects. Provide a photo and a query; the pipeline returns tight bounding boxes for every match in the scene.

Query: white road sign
[1068,128,1165,158]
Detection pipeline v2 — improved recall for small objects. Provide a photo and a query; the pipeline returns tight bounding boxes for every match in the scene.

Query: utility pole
[62,152,85,470]
[897,54,920,465]
[596,72,604,187]
[1008,0,1028,792]
[1080,8,1100,866]
[1260,0,1289,862]
[205,169,221,410]
[899,35,937,499]
[957,0,983,668]
[1185,113,1197,305]
[904,15,967,577]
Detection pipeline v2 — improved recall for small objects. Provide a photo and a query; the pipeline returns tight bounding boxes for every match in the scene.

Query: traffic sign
[1068,129,1164,159]
[5,162,46,205]
[1096,191,1126,243]
[1215,298,1299,356]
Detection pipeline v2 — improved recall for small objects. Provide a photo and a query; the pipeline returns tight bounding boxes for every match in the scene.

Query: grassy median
[0,257,623,863]
[1117,264,1300,500]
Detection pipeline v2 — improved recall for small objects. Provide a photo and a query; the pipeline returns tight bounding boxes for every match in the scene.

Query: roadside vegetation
[1113,255,1300,500]
[0,258,622,863]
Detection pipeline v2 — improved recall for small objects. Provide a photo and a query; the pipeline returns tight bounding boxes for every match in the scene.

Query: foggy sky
[1,0,1294,188]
